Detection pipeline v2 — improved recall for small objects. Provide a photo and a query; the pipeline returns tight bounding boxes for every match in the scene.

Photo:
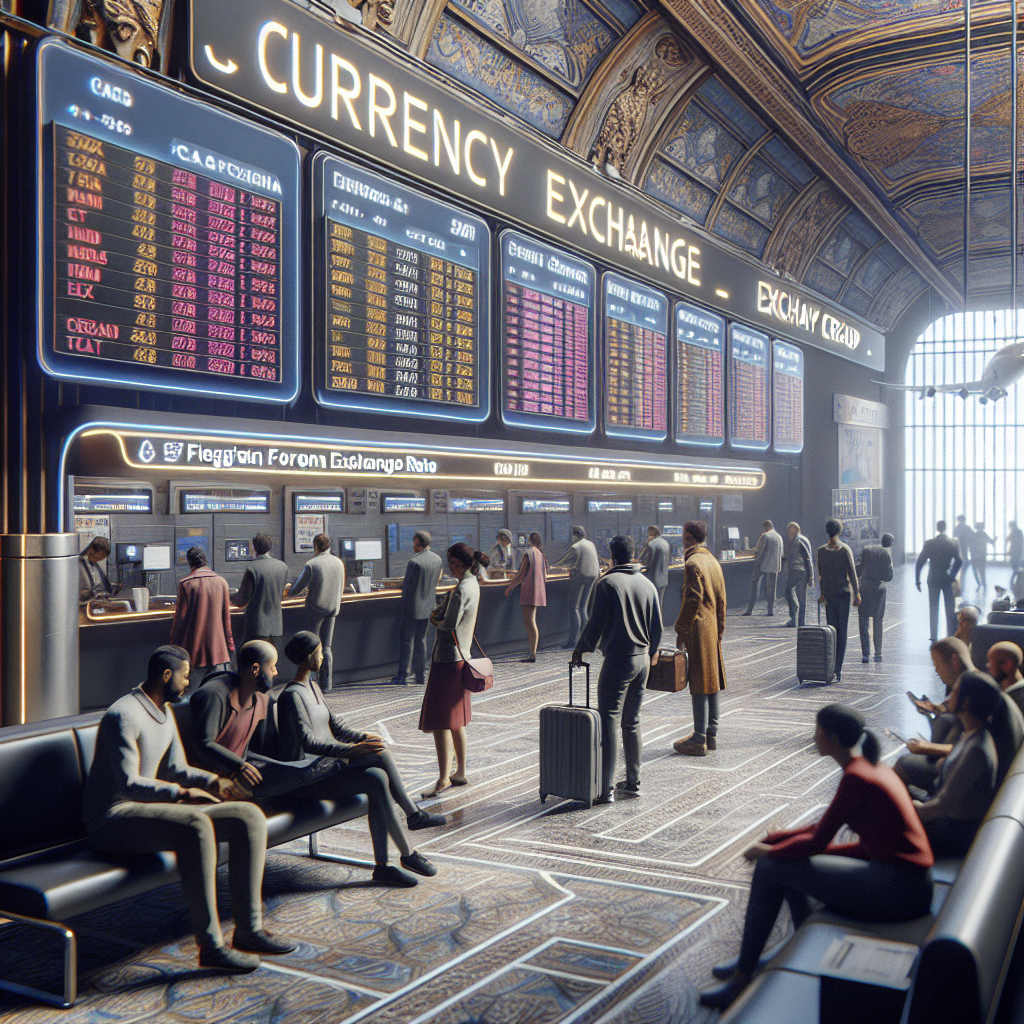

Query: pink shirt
[519,547,547,607]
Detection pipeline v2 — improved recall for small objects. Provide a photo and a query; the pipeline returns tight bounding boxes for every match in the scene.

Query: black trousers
[823,592,852,676]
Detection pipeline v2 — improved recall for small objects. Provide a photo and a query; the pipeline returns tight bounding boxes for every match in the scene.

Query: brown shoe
[706,735,718,751]
[673,736,707,757]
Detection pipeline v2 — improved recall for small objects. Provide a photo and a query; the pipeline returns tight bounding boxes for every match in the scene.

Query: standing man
[1007,520,1023,578]
[673,521,727,757]
[170,547,234,684]
[817,519,861,684]
[970,522,995,590]
[783,522,814,628]
[79,536,115,604]
[916,520,963,642]
[640,525,671,609]
[857,533,894,663]
[289,533,345,691]
[82,645,295,972]
[554,525,600,649]
[571,535,662,803]
[389,531,443,686]
[954,515,974,586]
[487,529,515,573]
[744,520,784,616]
[233,534,288,652]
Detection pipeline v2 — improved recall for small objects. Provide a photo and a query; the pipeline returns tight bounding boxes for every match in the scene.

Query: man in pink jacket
[171,546,235,683]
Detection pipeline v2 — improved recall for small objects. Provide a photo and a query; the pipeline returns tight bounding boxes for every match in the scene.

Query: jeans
[823,592,852,675]
[973,559,987,589]
[691,690,720,742]
[858,587,886,657]
[566,576,596,646]
[737,856,933,975]
[927,581,956,641]
[89,800,267,949]
[597,652,648,792]
[785,576,808,625]
[308,611,337,690]
[747,571,778,614]
[395,617,430,683]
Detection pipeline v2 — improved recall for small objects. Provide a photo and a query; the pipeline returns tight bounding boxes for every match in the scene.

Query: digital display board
[38,40,300,401]
[382,495,427,513]
[772,340,804,454]
[500,230,595,433]
[588,501,634,513]
[675,302,725,447]
[74,489,152,513]
[294,493,345,514]
[728,325,770,451]
[181,491,269,513]
[314,153,489,421]
[602,273,668,440]
[450,497,505,513]
[521,498,571,513]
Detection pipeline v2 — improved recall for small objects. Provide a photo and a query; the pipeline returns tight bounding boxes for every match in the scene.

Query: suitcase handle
[569,661,590,708]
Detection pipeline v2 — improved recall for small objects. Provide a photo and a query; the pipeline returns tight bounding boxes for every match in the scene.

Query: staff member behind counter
[487,530,515,572]
[79,536,116,604]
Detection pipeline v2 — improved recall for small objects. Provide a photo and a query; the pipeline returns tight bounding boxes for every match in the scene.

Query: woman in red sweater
[701,703,934,1009]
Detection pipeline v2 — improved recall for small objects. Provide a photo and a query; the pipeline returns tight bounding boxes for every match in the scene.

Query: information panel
[38,40,300,401]
[728,325,770,451]
[675,302,725,447]
[772,340,804,454]
[500,230,595,433]
[315,154,489,421]
[602,273,668,440]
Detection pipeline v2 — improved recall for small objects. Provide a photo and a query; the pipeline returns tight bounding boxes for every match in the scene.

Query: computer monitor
[142,544,171,570]
[722,526,740,542]
[354,539,383,560]
[115,542,141,564]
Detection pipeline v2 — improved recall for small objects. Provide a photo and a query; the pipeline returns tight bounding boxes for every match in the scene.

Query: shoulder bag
[647,645,688,692]
[453,632,494,692]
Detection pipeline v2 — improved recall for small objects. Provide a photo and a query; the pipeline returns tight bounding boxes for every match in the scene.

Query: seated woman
[276,631,444,887]
[913,670,1001,857]
[700,704,934,1010]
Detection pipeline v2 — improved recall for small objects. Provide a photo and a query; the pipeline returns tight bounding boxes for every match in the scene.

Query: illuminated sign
[382,495,427,512]
[38,40,301,401]
[450,497,505,512]
[757,281,861,351]
[293,493,345,513]
[772,340,804,455]
[728,325,770,452]
[187,0,885,369]
[675,301,725,448]
[181,490,269,512]
[588,501,634,513]
[522,499,571,513]
[73,489,152,512]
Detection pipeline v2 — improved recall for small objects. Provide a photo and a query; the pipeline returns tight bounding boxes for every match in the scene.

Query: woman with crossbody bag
[419,543,484,797]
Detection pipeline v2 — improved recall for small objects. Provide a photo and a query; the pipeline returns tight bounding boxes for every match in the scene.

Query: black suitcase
[539,663,602,807]
[797,604,837,685]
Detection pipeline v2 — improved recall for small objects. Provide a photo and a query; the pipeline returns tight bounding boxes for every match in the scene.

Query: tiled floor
[0,565,1009,1023]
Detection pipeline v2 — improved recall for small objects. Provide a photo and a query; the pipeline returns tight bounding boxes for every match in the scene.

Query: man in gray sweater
[640,525,671,609]
[389,531,443,686]
[744,521,784,616]
[555,525,600,648]
[82,645,295,973]
[290,533,345,690]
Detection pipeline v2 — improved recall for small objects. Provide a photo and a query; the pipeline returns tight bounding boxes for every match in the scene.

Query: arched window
[905,310,1024,563]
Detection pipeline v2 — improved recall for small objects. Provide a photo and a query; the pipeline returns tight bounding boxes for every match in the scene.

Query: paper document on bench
[821,935,917,987]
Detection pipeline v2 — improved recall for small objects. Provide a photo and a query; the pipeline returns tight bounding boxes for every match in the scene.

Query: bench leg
[0,912,76,1008]
[307,831,375,870]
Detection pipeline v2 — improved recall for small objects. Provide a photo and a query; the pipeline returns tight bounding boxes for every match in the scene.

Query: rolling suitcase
[539,662,602,807]
[797,604,837,685]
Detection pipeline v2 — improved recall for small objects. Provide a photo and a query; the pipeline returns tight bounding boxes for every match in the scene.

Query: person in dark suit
[232,534,288,652]
[79,535,115,604]
[639,525,671,609]
[744,521,784,616]
[915,521,963,642]
[857,533,894,663]
[389,531,443,686]
[289,534,345,691]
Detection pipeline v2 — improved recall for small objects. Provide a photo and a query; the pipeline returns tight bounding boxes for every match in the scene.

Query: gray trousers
[308,611,337,690]
[785,576,808,625]
[858,588,886,657]
[747,571,778,614]
[691,690,720,742]
[89,800,266,949]
[927,581,956,641]
[566,576,596,646]
[597,652,648,792]
[396,617,430,683]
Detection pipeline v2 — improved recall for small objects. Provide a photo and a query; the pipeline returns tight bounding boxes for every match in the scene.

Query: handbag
[647,645,688,692]
[453,632,494,692]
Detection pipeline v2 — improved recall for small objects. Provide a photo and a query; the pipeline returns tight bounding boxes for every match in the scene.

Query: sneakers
[673,735,707,757]
[400,850,437,876]
[615,780,641,796]
[706,735,718,751]
[372,863,419,887]
[198,944,261,973]
[232,929,297,955]
[595,791,615,804]
[407,809,446,830]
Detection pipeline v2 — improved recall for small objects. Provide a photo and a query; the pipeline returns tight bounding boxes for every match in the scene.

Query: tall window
[905,310,1024,557]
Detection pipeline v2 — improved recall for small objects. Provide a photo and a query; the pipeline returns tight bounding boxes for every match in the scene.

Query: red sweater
[765,756,934,868]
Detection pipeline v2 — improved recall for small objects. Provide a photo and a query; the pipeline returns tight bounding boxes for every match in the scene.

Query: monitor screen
[723,526,740,541]
[521,498,571,513]
[142,544,171,570]
[449,497,505,513]
[382,495,426,513]
[354,539,383,560]
[115,542,140,563]
[223,540,251,562]
[675,301,725,447]
[588,501,634,513]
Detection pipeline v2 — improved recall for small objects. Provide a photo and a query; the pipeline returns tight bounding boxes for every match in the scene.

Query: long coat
[170,567,234,668]
[674,544,727,696]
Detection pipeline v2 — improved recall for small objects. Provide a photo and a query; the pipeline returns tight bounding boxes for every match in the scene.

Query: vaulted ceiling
[372,0,1022,332]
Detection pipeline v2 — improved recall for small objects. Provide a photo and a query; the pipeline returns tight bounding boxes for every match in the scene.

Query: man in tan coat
[673,520,727,756]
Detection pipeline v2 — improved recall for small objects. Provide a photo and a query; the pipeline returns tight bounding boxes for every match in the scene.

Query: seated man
[953,604,980,646]
[82,645,295,973]
[990,641,1024,714]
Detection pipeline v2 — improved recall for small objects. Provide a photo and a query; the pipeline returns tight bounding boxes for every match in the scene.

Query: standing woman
[700,704,934,1010]
[817,518,860,684]
[506,531,547,662]
[420,543,483,798]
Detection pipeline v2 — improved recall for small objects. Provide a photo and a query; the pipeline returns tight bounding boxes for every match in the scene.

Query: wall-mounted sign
[187,0,884,369]
[294,513,325,553]
[833,393,890,429]
[38,40,301,401]
[180,490,269,513]
[73,488,152,512]
[293,493,345,513]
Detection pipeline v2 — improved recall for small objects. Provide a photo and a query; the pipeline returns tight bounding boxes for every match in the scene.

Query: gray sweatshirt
[275,679,367,761]
[82,687,215,832]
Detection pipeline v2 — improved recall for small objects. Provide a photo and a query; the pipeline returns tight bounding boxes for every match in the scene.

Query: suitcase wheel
[539,792,546,803]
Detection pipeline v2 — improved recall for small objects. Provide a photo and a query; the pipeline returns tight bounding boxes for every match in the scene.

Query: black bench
[722,743,1024,1023]
[0,712,368,1007]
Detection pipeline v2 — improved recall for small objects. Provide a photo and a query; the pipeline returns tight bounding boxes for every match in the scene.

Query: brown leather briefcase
[647,647,688,692]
